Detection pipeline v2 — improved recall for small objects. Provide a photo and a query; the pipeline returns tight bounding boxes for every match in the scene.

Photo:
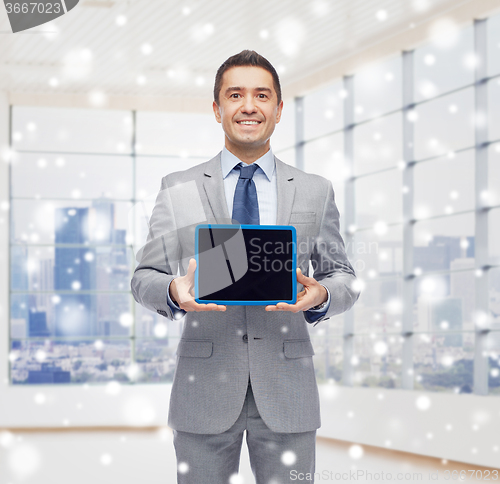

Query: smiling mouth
[237,121,261,125]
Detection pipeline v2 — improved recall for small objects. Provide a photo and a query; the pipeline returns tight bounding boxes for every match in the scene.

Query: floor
[0,427,495,483]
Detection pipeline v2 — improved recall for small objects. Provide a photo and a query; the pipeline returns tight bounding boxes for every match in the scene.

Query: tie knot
[237,163,259,180]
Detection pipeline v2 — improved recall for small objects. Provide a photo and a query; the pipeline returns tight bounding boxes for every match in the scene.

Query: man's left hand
[265,268,327,313]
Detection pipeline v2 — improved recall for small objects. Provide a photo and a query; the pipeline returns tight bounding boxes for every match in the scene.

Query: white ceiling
[0,0,490,102]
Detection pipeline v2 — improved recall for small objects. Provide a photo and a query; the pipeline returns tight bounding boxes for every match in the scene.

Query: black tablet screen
[196,227,295,303]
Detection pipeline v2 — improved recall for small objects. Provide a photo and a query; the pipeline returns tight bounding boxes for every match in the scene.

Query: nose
[241,95,257,114]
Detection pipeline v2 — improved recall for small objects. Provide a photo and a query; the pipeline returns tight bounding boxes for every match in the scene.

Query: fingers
[266,302,300,312]
[200,303,226,312]
[265,292,314,313]
[296,268,310,283]
[179,297,226,312]
[175,259,196,305]
[185,302,226,312]
[187,258,197,277]
[175,259,227,311]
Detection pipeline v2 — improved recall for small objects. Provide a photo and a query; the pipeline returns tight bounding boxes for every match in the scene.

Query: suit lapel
[202,152,296,225]
[202,152,232,224]
[275,156,295,226]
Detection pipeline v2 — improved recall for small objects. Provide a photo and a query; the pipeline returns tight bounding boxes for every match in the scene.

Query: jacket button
[242,334,248,343]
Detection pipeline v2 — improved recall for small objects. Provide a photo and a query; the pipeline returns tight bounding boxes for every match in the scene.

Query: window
[353,55,402,123]
[8,104,297,385]
[413,24,474,102]
[302,17,499,395]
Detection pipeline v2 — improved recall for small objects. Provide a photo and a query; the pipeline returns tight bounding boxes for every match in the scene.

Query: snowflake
[281,450,297,466]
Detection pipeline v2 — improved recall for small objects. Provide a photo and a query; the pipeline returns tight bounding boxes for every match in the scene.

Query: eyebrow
[224,87,273,95]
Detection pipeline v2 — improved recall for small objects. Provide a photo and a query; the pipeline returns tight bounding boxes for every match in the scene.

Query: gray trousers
[173,380,316,483]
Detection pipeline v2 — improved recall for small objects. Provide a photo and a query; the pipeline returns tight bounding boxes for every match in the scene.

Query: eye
[230,93,241,99]
[258,94,268,99]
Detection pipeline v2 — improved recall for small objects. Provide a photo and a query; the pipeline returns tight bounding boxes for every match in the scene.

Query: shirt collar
[221,146,275,182]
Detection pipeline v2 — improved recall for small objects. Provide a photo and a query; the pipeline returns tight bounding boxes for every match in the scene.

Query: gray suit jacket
[131,153,359,434]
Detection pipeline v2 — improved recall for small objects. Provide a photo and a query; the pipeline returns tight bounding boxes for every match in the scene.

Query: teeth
[239,121,259,125]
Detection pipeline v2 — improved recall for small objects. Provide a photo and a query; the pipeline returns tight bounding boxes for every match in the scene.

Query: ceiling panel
[0,0,471,100]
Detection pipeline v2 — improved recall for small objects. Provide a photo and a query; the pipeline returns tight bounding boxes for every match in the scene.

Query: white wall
[318,385,500,469]
[0,380,172,429]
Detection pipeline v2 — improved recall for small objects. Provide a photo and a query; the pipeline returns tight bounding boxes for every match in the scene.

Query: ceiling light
[41,23,59,40]
[116,15,127,26]
[141,43,153,55]
[190,23,215,43]
[412,0,431,13]
[275,17,305,58]
[62,49,93,80]
[203,23,214,35]
[80,49,93,61]
[312,0,330,17]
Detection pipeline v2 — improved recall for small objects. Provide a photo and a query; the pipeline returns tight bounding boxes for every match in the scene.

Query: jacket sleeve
[303,284,331,323]
[131,176,184,321]
[307,180,360,325]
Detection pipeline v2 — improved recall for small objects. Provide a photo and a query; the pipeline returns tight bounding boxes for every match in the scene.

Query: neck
[225,141,270,164]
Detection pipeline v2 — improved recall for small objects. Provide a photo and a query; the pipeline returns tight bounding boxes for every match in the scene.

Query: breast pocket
[290,212,318,241]
[290,212,316,225]
[176,339,213,358]
[290,212,317,258]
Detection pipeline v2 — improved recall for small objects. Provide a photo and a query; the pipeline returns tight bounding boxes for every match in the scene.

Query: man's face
[213,66,283,157]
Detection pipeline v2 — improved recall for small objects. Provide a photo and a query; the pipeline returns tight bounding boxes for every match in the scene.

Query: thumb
[188,258,197,274]
[296,268,307,281]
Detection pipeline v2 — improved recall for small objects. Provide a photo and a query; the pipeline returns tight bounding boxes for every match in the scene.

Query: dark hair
[214,50,282,106]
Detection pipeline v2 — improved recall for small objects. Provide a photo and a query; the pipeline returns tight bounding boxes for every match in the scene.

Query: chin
[234,136,259,145]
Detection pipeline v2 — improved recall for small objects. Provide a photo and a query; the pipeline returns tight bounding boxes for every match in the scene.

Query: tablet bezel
[194,224,297,306]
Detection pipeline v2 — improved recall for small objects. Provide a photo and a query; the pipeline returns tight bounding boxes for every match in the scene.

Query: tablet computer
[195,224,297,305]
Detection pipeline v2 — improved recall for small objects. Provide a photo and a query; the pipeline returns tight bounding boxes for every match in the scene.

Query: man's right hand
[169,258,227,312]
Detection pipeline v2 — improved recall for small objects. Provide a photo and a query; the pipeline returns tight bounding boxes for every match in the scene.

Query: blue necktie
[232,163,260,225]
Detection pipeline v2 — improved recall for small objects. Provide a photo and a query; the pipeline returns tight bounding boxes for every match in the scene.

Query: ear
[275,100,284,124]
[213,101,222,124]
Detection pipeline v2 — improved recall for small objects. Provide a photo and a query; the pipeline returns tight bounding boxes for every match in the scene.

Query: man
[131,50,359,483]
